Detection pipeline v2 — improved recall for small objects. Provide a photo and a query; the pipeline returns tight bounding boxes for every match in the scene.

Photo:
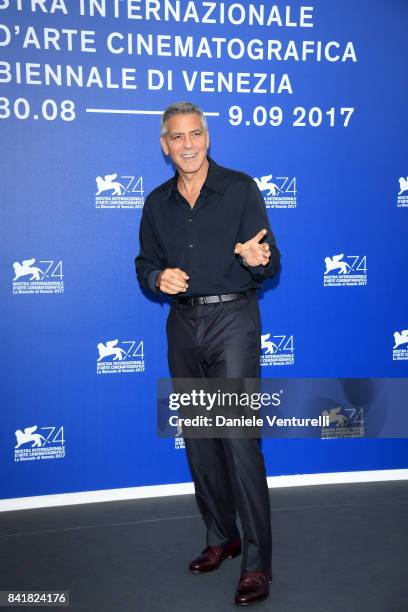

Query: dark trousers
[166,293,272,571]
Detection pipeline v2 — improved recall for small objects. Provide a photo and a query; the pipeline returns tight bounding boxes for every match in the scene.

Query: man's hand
[156,268,189,294]
[234,229,271,267]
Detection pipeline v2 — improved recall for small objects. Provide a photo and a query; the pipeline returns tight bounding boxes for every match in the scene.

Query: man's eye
[193,132,201,136]
[172,135,181,140]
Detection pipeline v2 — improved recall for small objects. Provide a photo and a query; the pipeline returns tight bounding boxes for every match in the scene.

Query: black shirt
[135,157,280,297]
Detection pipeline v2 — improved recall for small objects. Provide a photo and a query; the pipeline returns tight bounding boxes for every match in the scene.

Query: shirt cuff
[147,270,162,294]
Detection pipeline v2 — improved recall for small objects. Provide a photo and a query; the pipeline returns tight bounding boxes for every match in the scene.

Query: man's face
[160,113,209,175]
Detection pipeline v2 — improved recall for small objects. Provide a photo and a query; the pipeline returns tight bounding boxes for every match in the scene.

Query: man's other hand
[234,229,271,267]
[156,268,189,294]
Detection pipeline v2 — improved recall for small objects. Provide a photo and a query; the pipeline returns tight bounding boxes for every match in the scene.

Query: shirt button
[188,218,192,222]
[189,244,194,248]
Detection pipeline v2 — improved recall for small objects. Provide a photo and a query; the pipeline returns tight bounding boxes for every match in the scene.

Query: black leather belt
[176,289,256,306]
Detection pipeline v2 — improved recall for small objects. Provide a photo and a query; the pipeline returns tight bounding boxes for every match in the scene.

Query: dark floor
[0,481,407,611]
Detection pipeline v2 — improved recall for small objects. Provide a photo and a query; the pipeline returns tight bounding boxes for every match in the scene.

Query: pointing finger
[251,229,268,243]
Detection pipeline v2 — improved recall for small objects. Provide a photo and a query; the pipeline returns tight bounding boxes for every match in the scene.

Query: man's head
[160,101,209,176]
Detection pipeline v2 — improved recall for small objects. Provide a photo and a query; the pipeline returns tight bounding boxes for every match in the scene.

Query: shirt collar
[163,156,225,200]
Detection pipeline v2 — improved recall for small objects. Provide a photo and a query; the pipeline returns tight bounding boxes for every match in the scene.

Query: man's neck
[177,157,209,195]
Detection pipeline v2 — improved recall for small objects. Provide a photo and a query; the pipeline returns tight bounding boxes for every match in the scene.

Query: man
[135,101,280,606]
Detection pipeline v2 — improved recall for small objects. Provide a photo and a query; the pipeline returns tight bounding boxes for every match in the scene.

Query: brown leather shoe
[234,569,272,606]
[189,538,241,573]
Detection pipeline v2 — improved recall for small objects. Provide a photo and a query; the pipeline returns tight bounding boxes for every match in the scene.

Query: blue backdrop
[1,0,407,501]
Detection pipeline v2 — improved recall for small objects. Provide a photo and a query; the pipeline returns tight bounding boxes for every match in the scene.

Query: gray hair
[160,101,208,136]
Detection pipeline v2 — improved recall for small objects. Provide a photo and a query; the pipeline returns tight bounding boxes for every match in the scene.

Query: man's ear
[160,136,169,156]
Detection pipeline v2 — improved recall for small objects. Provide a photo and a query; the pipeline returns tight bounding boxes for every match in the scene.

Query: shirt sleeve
[134,197,167,294]
[237,179,281,281]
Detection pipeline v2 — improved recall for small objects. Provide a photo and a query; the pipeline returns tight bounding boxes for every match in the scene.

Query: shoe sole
[234,593,269,606]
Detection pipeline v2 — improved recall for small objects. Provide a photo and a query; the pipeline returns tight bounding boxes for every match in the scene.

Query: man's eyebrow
[169,128,203,136]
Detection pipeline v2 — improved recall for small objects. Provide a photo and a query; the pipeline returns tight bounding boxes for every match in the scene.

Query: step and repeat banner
[1,1,407,501]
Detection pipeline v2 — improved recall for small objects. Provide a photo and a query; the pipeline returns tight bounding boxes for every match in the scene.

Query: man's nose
[184,135,193,148]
